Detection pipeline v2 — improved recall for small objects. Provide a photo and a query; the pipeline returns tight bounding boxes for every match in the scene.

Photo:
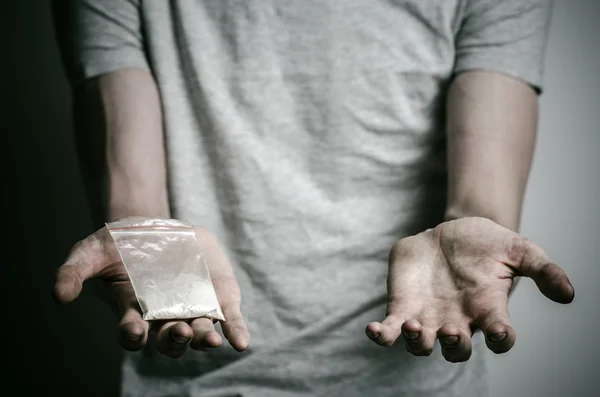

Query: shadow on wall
[3,2,121,395]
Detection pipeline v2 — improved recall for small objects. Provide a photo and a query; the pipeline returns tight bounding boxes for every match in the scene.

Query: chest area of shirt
[164,0,464,77]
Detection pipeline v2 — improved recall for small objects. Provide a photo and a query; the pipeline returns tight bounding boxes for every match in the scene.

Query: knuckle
[511,236,549,267]
[191,329,210,342]
[507,236,527,264]
[526,240,549,262]
[68,267,84,288]
[389,239,410,261]
[220,296,242,310]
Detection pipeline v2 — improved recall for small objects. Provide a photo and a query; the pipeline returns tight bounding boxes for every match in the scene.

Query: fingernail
[126,333,143,342]
[172,334,190,344]
[490,333,507,342]
[403,331,419,340]
[441,336,458,345]
[366,328,379,339]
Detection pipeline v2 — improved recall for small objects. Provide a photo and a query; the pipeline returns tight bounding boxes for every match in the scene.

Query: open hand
[366,217,574,362]
[53,220,250,358]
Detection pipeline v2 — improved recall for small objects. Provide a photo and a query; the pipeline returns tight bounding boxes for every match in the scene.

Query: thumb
[509,238,575,304]
[53,228,117,304]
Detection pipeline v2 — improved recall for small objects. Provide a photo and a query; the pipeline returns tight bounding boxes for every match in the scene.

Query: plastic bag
[106,218,225,321]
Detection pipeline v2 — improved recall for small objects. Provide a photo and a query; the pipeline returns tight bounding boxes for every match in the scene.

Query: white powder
[106,218,224,321]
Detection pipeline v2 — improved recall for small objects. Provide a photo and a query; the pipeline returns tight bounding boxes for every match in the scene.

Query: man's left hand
[366,217,574,362]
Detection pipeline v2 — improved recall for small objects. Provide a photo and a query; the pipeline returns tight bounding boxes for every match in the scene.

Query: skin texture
[366,71,575,361]
[444,71,539,231]
[53,220,250,358]
[365,217,574,362]
[71,69,171,223]
[55,69,574,361]
[57,69,248,357]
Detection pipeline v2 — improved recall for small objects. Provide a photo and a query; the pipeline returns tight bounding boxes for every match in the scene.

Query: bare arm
[366,73,575,359]
[72,69,170,227]
[58,69,252,356]
[444,71,539,232]
[51,0,167,225]
[52,1,251,358]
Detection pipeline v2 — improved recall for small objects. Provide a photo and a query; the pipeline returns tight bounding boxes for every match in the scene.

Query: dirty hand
[53,219,249,359]
[366,217,574,362]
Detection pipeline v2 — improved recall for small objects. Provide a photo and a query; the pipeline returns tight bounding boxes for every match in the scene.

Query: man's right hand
[53,222,250,359]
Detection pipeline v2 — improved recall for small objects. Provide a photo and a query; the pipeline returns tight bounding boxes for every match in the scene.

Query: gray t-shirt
[60,1,552,396]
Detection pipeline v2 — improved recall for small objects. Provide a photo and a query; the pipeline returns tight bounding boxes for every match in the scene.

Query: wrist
[106,198,170,221]
[444,206,520,232]
[104,178,170,221]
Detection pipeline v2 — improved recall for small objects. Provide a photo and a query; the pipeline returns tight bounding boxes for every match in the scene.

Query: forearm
[444,71,539,232]
[72,69,169,227]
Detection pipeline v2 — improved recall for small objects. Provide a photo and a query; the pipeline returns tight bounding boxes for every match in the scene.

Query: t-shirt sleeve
[53,0,149,85]
[453,0,553,94]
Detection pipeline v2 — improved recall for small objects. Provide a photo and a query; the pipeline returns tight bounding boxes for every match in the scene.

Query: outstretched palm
[366,217,574,362]
[53,220,250,359]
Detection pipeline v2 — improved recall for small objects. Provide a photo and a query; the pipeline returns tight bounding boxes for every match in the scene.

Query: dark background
[2,1,599,396]
[3,1,120,395]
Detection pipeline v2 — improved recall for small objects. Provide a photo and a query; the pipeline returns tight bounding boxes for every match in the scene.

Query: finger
[118,305,150,351]
[366,284,419,347]
[370,239,429,347]
[190,318,222,351]
[475,309,516,354]
[220,304,250,352]
[156,321,193,358]
[504,237,574,304]
[366,313,406,347]
[402,319,436,356]
[437,323,472,363]
[53,228,117,304]
[194,227,250,351]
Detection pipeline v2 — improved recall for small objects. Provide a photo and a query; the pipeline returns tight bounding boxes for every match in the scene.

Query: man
[52,1,574,396]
